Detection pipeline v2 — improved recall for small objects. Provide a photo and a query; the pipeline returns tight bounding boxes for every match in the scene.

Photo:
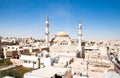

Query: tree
[90,41,95,46]
[81,42,85,46]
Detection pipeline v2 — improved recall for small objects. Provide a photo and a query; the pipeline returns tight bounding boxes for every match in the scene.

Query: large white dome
[55,32,69,37]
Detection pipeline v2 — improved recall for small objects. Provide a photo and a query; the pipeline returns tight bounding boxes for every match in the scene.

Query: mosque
[44,16,83,53]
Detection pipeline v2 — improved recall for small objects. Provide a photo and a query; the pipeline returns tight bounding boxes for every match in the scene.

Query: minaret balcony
[78,34,82,36]
[45,32,50,35]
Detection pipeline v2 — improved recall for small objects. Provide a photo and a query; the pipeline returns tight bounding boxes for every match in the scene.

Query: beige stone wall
[50,34,79,52]
[10,58,20,64]
[50,45,77,52]
[65,69,73,78]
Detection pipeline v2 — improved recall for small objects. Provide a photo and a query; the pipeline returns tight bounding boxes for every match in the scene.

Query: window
[60,41,68,45]
[55,74,62,78]
[33,62,36,64]
[24,61,27,63]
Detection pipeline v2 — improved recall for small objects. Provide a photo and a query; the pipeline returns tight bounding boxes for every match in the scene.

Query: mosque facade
[44,16,82,52]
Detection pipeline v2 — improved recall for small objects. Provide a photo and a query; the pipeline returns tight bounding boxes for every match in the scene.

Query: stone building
[43,16,84,57]
[50,32,78,52]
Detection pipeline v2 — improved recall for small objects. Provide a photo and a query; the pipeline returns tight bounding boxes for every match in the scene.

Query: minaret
[0,37,2,57]
[45,16,49,47]
[78,21,82,51]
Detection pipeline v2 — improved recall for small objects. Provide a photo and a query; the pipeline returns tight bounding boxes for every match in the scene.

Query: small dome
[55,32,69,37]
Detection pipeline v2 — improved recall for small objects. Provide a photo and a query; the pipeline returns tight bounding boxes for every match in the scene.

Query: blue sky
[0,0,120,40]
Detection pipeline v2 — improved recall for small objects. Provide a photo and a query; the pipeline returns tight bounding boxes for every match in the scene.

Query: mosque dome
[55,32,69,37]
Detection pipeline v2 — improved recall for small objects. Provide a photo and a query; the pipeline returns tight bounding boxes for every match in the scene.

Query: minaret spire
[0,37,2,58]
[45,16,49,47]
[78,21,82,51]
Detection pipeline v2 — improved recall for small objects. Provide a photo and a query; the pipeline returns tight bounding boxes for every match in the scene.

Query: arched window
[60,41,68,45]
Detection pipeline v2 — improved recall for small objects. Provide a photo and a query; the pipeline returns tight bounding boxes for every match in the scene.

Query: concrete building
[24,37,34,44]
[37,51,59,67]
[23,45,40,55]
[20,55,40,68]
[2,45,32,59]
[20,52,59,68]
[39,53,59,67]
[54,57,73,67]
[24,66,72,78]
[2,44,41,59]
[3,45,20,58]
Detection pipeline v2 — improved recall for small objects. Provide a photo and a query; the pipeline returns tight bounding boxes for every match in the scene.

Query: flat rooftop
[24,66,70,78]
